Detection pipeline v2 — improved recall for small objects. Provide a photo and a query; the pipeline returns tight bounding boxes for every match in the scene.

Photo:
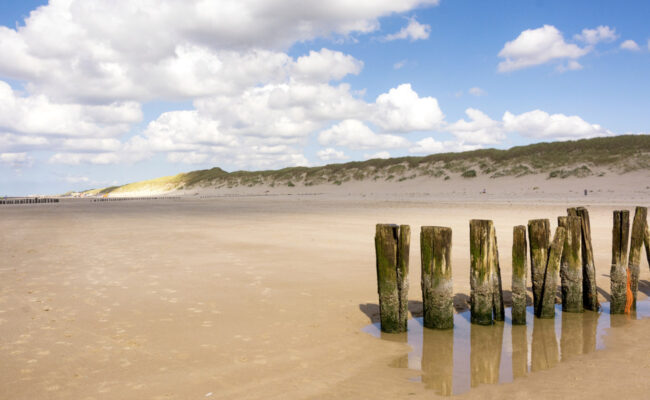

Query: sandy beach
[1,175,649,399]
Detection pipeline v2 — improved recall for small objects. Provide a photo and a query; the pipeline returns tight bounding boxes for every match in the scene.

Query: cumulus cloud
[293,49,363,83]
[574,26,618,45]
[384,17,431,41]
[409,138,480,154]
[364,151,391,159]
[447,108,504,145]
[502,110,611,140]
[317,148,348,161]
[373,84,444,132]
[620,40,640,51]
[468,87,486,96]
[556,60,583,73]
[318,119,410,150]
[0,152,33,169]
[498,25,589,72]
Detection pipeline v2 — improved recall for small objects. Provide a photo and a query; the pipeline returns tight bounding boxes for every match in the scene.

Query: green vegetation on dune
[80,135,650,195]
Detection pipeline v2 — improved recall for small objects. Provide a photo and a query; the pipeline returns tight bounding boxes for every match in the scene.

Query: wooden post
[645,225,650,270]
[537,226,566,319]
[375,224,410,333]
[528,219,550,315]
[470,220,495,325]
[558,216,583,313]
[574,207,599,311]
[628,206,648,309]
[512,226,528,325]
[610,210,629,314]
[491,226,505,322]
[421,226,453,329]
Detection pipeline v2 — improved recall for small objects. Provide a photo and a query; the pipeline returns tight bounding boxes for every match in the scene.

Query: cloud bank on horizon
[0,0,648,194]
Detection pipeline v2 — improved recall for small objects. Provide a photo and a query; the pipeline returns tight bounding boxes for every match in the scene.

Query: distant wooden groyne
[375,206,650,332]
[91,196,181,202]
[0,198,59,205]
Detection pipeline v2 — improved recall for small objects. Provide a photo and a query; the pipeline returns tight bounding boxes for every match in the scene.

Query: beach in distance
[1,171,649,400]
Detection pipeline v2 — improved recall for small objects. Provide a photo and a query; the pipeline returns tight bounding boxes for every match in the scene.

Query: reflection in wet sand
[511,324,527,379]
[362,300,650,396]
[470,323,503,387]
[422,328,453,395]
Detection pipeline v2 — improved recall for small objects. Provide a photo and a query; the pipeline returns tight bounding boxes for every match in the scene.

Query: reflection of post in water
[470,323,504,387]
[531,317,559,372]
[421,328,453,395]
[560,312,583,361]
[381,331,409,368]
[582,310,599,354]
[511,325,528,379]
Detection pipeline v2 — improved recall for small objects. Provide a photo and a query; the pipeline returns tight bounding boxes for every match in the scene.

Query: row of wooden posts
[375,206,650,333]
[0,198,59,205]
[91,196,181,202]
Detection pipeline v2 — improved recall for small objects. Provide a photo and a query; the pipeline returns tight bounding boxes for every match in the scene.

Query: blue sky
[0,0,648,195]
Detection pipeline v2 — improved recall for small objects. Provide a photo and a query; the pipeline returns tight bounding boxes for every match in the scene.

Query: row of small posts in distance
[375,206,650,333]
[0,198,59,205]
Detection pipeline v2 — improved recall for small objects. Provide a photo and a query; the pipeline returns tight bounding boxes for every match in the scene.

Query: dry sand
[1,173,649,399]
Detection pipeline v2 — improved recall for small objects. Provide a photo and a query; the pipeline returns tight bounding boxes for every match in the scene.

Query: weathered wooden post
[628,206,648,309]
[528,219,550,315]
[512,225,527,325]
[421,226,453,329]
[558,216,583,313]
[537,226,566,319]
[569,207,599,311]
[610,210,629,314]
[470,220,495,325]
[375,224,410,333]
[645,225,650,269]
[491,226,505,322]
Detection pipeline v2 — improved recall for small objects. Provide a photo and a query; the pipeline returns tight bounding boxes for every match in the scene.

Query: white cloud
[0,81,141,137]
[385,17,431,41]
[63,175,91,184]
[318,119,410,150]
[167,152,211,164]
[468,87,486,96]
[648,39,650,51]
[556,60,583,73]
[409,138,480,154]
[502,110,611,140]
[49,152,122,165]
[317,148,348,161]
[498,25,589,72]
[364,151,391,159]
[620,40,640,51]
[447,108,504,145]
[574,26,618,45]
[0,152,33,169]
[0,0,439,102]
[373,83,444,132]
[393,59,407,69]
[292,48,363,83]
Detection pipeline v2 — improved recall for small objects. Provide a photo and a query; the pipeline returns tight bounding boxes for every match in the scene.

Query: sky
[0,0,648,196]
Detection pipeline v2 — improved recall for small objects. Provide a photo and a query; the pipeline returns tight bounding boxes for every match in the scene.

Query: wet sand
[1,194,649,399]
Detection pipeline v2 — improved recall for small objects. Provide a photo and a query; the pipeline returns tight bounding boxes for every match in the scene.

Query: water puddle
[362,300,650,396]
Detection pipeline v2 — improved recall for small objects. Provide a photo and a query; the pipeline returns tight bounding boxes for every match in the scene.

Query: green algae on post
[420,226,453,329]
[470,220,495,325]
[575,207,599,311]
[375,224,410,333]
[628,206,648,309]
[511,225,528,325]
[610,210,630,314]
[490,225,505,322]
[558,216,583,313]
[528,219,550,316]
[537,226,565,319]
